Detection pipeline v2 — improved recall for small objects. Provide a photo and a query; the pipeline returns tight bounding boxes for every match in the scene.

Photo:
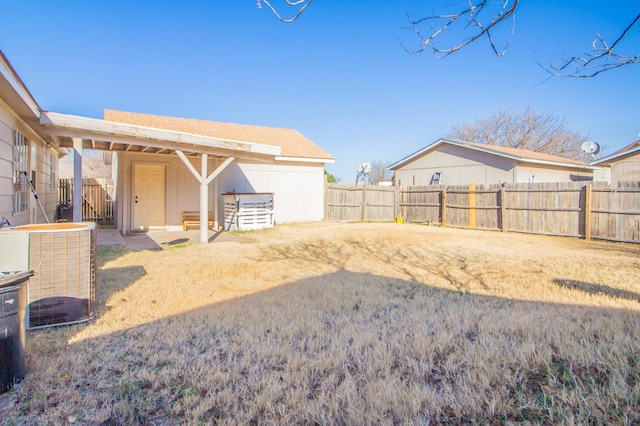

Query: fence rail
[326,181,640,244]
[325,183,396,222]
[57,178,115,225]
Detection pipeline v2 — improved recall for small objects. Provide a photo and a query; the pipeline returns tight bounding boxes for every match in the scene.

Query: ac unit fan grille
[26,226,96,328]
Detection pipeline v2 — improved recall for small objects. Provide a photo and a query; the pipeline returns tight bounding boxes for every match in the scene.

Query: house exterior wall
[394,144,594,186]
[217,161,325,224]
[394,145,517,186]
[0,104,13,219]
[117,152,195,232]
[116,152,325,232]
[515,164,593,183]
[592,167,611,184]
[610,152,640,183]
[0,99,58,226]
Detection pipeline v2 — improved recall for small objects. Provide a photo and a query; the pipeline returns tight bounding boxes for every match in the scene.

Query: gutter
[0,50,41,119]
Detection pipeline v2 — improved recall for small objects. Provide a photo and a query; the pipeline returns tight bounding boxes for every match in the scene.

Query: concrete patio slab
[96,228,254,250]
[96,228,126,248]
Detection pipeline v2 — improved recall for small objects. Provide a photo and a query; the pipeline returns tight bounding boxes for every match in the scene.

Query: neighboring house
[388,138,596,187]
[591,141,640,184]
[0,51,64,226]
[0,49,334,242]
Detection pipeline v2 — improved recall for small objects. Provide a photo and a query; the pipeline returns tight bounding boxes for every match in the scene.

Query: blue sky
[1,1,638,181]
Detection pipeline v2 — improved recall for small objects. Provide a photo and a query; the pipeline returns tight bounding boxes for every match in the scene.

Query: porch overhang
[39,111,282,160]
[38,111,284,243]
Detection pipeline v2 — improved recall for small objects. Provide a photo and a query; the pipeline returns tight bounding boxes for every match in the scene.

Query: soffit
[39,111,281,160]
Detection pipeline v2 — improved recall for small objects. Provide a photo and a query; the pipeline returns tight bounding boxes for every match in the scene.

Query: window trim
[49,152,56,191]
[13,129,29,215]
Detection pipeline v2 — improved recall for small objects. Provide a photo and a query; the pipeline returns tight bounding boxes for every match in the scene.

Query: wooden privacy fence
[326,181,640,244]
[58,178,115,225]
[325,183,396,222]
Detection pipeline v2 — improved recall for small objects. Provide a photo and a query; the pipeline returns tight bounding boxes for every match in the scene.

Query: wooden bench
[182,212,214,231]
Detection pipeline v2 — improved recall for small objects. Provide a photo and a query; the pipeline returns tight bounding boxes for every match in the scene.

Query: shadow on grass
[7,270,640,425]
[209,231,255,244]
[584,240,640,256]
[95,248,148,318]
[554,278,640,303]
[96,246,130,268]
[250,237,490,291]
[94,265,147,318]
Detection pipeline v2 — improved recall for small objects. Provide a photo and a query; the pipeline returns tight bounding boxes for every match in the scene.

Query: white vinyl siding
[116,152,326,232]
[218,161,325,224]
[394,143,593,186]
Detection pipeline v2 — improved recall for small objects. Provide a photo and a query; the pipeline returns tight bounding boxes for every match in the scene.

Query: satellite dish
[357,162,372,175]
[355,162,372,185]
[581,141,600,155]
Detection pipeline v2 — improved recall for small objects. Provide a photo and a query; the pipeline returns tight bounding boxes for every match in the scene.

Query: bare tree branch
[448,107,592,160]
[541,12,640,78]
[368,160,390,184]
[257,0,314,23]
[259,1,639,78]
[403,0,519,58]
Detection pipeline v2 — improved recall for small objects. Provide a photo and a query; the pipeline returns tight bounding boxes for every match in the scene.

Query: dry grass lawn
[1,222,639,425]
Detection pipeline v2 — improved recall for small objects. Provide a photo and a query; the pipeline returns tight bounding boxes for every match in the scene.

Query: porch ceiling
[39,111,282,160]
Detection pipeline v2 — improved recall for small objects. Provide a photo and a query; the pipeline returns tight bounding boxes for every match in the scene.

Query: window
[13,130,28,214]
[49,152,56,190]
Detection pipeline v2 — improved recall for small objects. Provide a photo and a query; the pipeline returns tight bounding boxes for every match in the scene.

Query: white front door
[133,164,166,230]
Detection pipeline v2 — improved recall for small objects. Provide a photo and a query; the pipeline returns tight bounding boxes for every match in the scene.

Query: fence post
[401,186,407,220]
[394,185,398,220]
[361,183,367,222]
[584,183,592,240]
[468,183,477,228]
[440,188,447,227]
[499,186,506,232]
[324,179,328,222]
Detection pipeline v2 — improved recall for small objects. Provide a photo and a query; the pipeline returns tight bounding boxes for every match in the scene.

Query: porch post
[176,151,235,244]
[200,154,209,244]
[213,159,219,231]
[72,137,83,222]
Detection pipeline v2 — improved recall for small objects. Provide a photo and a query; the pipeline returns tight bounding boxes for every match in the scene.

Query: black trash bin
[0,271,32,394]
